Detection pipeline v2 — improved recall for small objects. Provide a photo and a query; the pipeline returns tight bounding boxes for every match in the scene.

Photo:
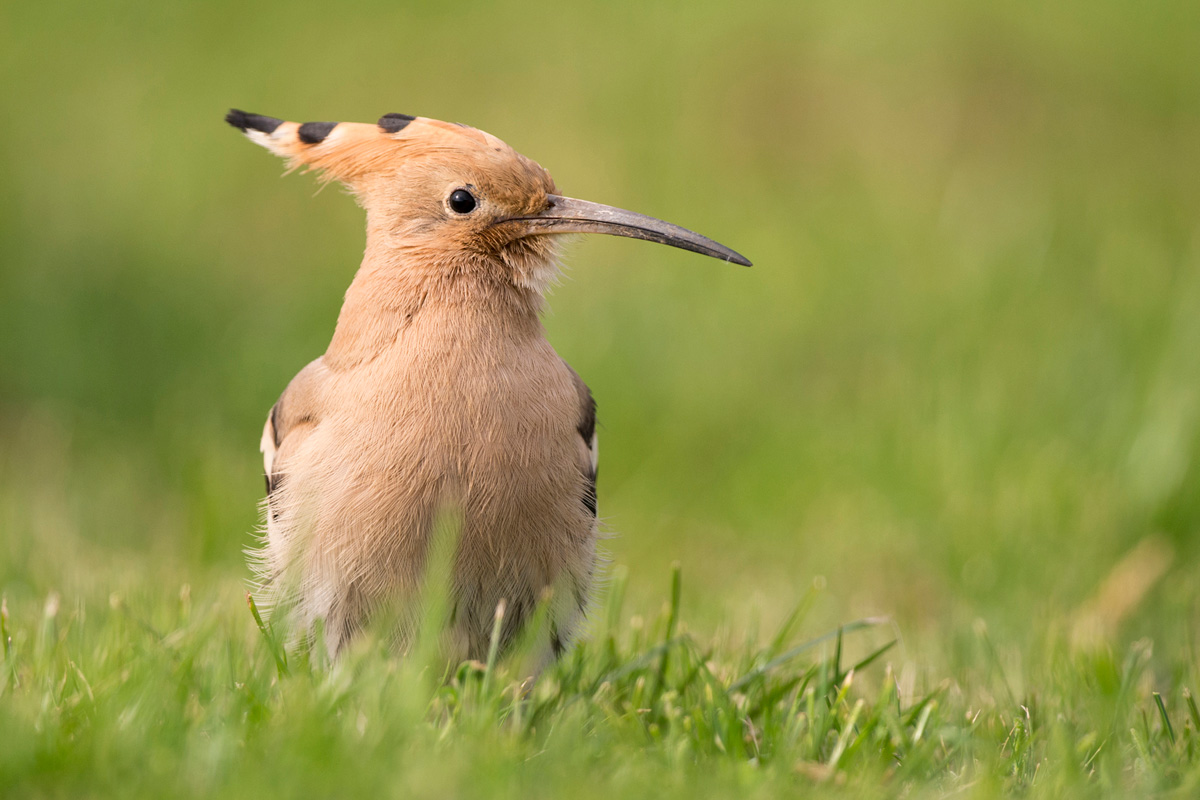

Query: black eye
[449,188,477,214]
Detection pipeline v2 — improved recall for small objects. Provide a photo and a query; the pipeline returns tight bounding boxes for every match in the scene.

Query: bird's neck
[324,239,543,370]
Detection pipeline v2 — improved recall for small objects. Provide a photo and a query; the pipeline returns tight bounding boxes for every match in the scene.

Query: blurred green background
[2,0,1198,665]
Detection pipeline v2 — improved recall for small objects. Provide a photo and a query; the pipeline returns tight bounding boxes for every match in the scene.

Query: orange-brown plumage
[228,109,748,661]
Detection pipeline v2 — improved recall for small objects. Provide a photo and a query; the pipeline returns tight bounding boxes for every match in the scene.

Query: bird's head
[227,110,749,293]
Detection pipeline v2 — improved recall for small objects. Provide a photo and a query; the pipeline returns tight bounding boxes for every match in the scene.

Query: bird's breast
[319,310,585,540]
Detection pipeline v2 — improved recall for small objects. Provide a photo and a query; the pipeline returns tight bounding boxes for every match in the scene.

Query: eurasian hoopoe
[226,108,749,662]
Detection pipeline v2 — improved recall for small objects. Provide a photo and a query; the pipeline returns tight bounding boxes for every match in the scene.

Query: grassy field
[2,0,1200,795]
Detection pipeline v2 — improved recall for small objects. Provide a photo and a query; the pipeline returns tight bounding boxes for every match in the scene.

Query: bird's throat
[324,249,543,371]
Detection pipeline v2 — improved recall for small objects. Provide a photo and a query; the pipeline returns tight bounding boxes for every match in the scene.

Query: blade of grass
[767,582,820,658]
[481,598,506,698]
[596,637,686,686]
[833,626,844,683]
[1154,692,1176,744]
[1129,726,1153,768]
[912,701,935,744]
[604,565,628,642]
[849,640,897,675]
[246,592,289,678]
[727,617,888,693]
[1184,689,1200,732]
[827,698,865,770]
[649,563,682,704]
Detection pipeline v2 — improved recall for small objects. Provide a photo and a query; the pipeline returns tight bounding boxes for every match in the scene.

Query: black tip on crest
[378,113,415,133]
[226,109,283,134]
[298,121,337,144]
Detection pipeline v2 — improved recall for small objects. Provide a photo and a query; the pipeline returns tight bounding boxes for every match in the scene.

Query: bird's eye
[449,188,477,214]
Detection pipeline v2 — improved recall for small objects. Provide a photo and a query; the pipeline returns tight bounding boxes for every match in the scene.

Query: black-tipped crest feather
[298,121,338,144]
[226,109,283,134]
[378,113,415,133]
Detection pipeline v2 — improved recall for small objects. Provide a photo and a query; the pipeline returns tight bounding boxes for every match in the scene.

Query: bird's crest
[225,109,501,187]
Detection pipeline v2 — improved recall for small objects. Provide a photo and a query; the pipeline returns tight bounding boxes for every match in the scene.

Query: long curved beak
[501,194,751,266]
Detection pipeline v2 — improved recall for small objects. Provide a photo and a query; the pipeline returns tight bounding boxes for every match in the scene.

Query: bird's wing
[565,366,598,518]
[261,357,328,501]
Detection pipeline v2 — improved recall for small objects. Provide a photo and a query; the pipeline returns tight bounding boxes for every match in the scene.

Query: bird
[226,108,750,662]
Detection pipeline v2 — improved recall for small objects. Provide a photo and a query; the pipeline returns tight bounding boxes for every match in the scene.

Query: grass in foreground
[2,566,1199,799]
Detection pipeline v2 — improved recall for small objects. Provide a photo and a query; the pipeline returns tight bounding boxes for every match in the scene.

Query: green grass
[3,567,1199,797]
[3,0,1200,796]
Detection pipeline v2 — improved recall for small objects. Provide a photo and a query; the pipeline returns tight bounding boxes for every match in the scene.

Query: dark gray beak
[503,194,751,266]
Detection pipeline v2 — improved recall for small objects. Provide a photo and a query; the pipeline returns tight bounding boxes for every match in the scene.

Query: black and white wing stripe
[572,373,598,518]
[260,358,327,513]
[261,401,284,498]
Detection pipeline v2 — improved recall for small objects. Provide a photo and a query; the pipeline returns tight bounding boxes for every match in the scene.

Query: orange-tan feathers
[225,109,495,188]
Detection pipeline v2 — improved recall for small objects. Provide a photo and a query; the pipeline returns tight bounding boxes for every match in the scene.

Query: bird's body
[227,109,747,661]
[260,286,597,657]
